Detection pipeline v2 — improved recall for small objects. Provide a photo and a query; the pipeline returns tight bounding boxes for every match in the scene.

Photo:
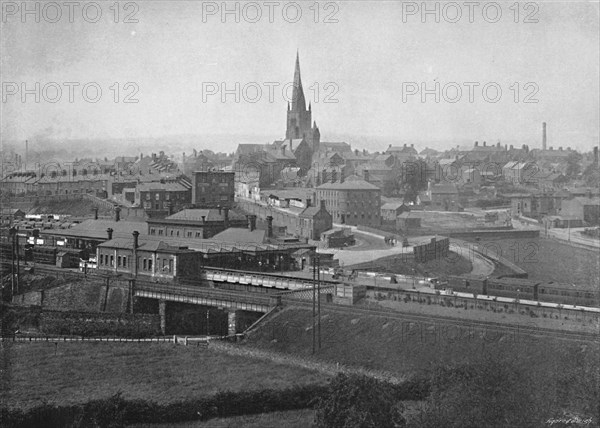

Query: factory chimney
[542,122,547,151]
[266,216,273,238]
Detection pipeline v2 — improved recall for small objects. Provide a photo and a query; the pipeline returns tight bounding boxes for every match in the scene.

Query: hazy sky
[1,1,599,153]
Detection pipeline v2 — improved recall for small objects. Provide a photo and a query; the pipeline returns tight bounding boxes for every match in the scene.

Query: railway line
[282,298,599,343]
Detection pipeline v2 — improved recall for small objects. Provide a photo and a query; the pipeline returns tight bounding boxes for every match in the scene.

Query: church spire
[291,51,307,112]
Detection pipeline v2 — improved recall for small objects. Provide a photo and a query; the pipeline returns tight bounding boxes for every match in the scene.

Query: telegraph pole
[312,252,316,355]
[15,227,20,294]
[317,254,321,350]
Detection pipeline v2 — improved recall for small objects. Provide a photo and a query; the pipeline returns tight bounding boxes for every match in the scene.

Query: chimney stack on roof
[483,141,487,147]
[93,207,99,220]
[132,231,139,249]
[107,228,113,240]
[320,199,326,211]
[248,215,257,232]
[223,207,230,228]
[114,206,121,222]
[306,198,312,208]
[474,141,479,147]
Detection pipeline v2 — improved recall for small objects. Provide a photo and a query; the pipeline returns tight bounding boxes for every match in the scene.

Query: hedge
[1,377,430,427]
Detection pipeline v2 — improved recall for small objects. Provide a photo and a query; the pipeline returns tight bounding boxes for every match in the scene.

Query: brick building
[96,234,202,282]
[298,200,333,240]
[146,208,247,239]
[315,176,381,226]
[135,181,191,212]
[192,171,235,208]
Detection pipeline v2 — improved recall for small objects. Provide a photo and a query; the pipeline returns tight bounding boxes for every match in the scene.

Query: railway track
[282,298,599,343]
[2,260,598,342]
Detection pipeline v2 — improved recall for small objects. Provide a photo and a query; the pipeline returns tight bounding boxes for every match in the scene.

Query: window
[146,193,151,200]
[165,193,170,200]
[110,255,114,267]
[122,256,127,268]
[150,228,156,235]
[155,193,160,200]
[148,259,153,271]
[187,232,192,237]
[158,230,164,236]
[117,256,122,267]
[143,259,147,270]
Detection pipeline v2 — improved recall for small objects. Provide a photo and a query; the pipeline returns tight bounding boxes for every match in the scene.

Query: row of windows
[99,254,127,268]
[98,252,174,273]
[149,228,203,239]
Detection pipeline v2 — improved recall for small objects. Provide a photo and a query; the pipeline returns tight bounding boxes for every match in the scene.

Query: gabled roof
[136,182,189,192]
[211,227,266,244]
[164,209,245,222]
[98,237,192,253]
[317,177,379,191]
[381,202,406,211]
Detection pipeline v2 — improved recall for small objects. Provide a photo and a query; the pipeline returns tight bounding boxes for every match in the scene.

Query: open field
[0,342,327,410]
[130,409,315,428]
[476,237,600,288]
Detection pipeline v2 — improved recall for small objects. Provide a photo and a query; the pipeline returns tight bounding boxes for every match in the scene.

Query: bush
[315,374,407,428]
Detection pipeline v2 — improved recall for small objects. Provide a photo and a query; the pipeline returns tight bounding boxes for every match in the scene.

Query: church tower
[286,52,319,152]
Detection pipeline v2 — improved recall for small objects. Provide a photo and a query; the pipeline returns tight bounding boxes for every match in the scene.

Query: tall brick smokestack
[266,215,273,238]
[542,122,547,151]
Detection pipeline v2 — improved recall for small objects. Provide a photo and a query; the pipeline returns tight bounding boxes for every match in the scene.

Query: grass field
[130,409,315,427]
[0,342,327,410]
[245,306,599,377]
[477,237,599,288]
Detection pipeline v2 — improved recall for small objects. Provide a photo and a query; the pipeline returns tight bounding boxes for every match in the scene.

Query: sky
[1,1,599,154]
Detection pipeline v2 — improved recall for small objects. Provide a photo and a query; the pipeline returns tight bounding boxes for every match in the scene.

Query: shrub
[315,374,406,428]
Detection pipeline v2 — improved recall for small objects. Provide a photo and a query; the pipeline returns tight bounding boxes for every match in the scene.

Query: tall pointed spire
[291,50,307,112]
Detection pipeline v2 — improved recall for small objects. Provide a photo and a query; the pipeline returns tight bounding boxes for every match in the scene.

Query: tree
[315,374,406,428]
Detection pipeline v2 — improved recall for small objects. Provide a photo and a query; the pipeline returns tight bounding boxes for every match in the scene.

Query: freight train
[443,275,599,307]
